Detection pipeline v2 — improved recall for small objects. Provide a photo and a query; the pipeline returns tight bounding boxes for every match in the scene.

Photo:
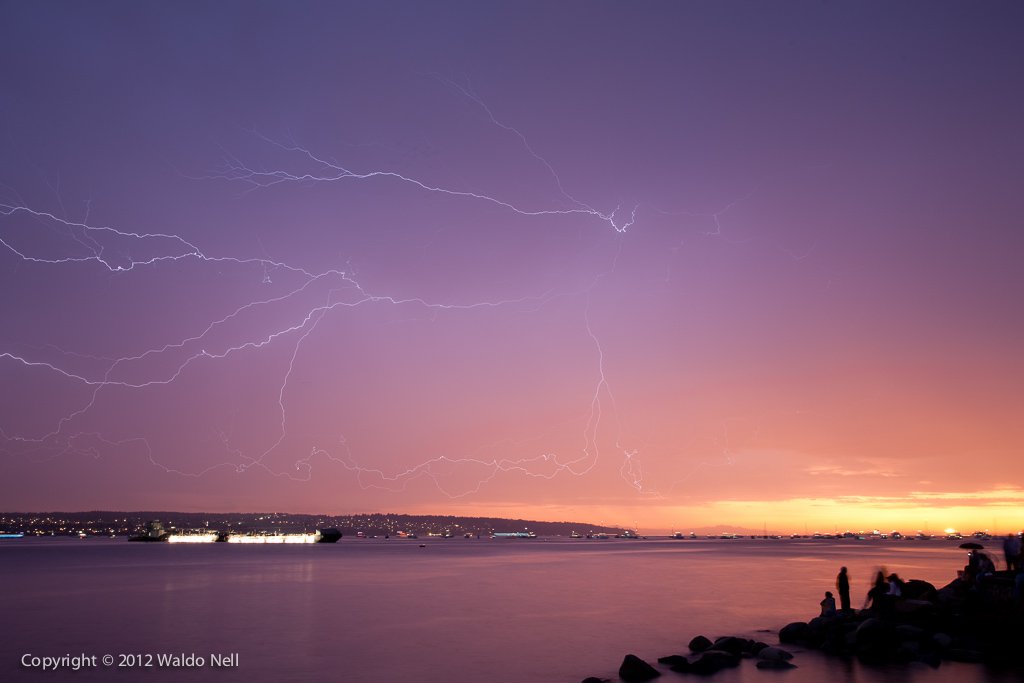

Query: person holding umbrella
[960,542,993,584]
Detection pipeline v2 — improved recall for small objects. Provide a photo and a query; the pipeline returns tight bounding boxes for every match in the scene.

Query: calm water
[1,537,1018,682]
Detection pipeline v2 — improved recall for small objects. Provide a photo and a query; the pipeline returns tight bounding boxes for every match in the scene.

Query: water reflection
[1,539,1018,683]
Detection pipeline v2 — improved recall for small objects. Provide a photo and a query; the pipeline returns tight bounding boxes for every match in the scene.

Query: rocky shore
[581,571,1023,681]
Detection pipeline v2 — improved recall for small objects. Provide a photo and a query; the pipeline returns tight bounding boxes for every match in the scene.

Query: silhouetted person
[886,573,904,597]
[836,566,851,613]
[977,551,995,576]
[865,570,890,615]
[964,550,995,586]
[820,591,837,616]
[964,549,980,582]
[1004,534,1021,571]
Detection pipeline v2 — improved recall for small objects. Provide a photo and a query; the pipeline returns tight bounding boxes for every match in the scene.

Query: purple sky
[2,1,1022,532]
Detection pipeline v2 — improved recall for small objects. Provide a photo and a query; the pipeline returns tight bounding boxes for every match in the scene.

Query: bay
[1,537,1017,682]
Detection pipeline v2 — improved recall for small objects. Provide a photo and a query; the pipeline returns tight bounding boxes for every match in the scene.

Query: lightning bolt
[0,88,657,499]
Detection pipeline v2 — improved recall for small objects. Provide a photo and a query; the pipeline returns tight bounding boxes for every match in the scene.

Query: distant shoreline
[0,510,624,538]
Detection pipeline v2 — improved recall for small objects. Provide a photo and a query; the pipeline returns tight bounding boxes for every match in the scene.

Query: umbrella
[959,542,984,550]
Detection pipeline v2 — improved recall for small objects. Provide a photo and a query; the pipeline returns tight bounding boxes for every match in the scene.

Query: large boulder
[901,579,937,601]
[756,660,797,670]
[656,655,687,667]
[668,658,691,673]
[931,632,952,651]
[895,641,921,662]
[805,615,844,647]
[853,618,894,664]
[853,618,888,647]
[688,650,740,675]
[947,649,984,663]
[918,649,942,668]
[820,631,849,656]
[688,635,713,652]
[758,646,794,662]
[779,622,809,644]
[711,636,747,656]
[894,624,925,641]
[935,580,966,605]
[807,615,841,630]
[618,654,661,681]
[893,599,936,618]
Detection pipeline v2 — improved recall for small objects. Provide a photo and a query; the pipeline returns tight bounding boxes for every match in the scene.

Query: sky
[1,1,1022,534]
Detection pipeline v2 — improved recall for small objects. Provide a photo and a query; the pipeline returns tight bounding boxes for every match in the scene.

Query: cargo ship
[129,521,341,544]
[128,521,169,542]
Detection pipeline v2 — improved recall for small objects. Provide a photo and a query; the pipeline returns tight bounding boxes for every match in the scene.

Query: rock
[853,618,889,648]
[688,635,713,652]
[820,632,848,656]
[935,581,964,604]
[779,622,809,644]
[756,660,797,670]
[804,616,840,648]
[711,636,747,655]
[894,599,936,617]
[807,615,840,630]
[581,678,608,683]
[895,641,921,661]
[688,650,740,675]
[948,649,984,663]
[844,630,858,648]
[853,618,893,664]
[757,646,794,662]
[894,624,925,641]
[656,655,687,666]
[668,658,691,673]
[618,654,661,681]
[747,641,769,655]
[931,632,952,650]
[901,579,937,601]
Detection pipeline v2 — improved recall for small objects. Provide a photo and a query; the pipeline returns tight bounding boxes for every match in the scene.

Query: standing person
[865,570,890,614]
[836,566,851,613]
[1004,534,1021,571]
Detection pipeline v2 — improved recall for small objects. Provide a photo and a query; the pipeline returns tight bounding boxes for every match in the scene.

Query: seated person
[820,591,837,616]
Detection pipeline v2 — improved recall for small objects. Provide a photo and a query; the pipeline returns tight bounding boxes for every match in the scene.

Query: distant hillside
[0,511,624,537]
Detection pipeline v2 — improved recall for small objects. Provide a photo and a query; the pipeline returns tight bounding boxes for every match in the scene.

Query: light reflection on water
[1,538,1018,683]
